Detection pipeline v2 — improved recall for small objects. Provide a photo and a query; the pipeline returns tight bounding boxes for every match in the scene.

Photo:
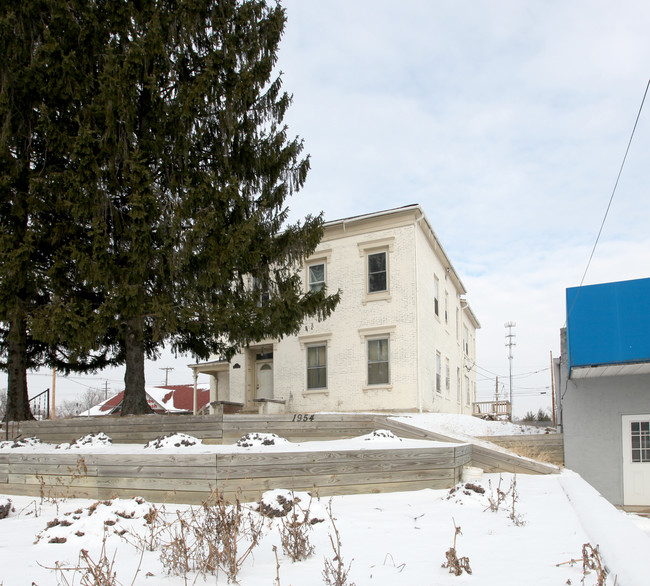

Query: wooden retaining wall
[222,413,378,444]
[0,443,471,505]
[18,413,379,445]
[378,418,560,475]
[20,414,224,445]
[477,434,564,466]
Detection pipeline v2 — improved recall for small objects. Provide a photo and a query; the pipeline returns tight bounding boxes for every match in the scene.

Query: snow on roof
[77,384,210,417]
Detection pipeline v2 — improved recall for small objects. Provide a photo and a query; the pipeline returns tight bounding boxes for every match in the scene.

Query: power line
[566,78,650,325]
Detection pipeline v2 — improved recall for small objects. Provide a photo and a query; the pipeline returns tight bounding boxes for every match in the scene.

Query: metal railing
[29,388,50,420]
[2,388,51,441]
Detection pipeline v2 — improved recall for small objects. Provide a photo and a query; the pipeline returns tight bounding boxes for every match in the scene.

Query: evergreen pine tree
[0,1,119,420]
[63,0,339,414]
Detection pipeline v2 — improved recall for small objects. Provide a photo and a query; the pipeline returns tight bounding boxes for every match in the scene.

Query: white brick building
[190,204,479,414]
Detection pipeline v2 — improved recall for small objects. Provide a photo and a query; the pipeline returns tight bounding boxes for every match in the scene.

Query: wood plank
[13,474,217,493]
[381,418,559,475]
[217,447,458,468]
[214,468,455,494]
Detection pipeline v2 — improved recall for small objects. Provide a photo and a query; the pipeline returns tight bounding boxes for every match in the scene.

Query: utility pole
[104,381,109,401]
[160,367,174,386]
[505,322,516,420]
[550,350,556,427]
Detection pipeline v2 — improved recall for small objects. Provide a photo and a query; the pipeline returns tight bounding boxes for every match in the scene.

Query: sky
[22,0,650,416]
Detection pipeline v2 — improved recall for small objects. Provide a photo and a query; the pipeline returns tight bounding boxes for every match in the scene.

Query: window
[463,325,469,355]
[434,276,439,316]
[308,262,325,292]
[445,291,449,325]
[445,359,450,393]
[435,352,442,393]
[631,421,650,462]
[307,345,327,389]
[456,367,461,403]
[367,251,387,293]
[465,375,470,406]
[368,338,389,385]
[358,237,394,303]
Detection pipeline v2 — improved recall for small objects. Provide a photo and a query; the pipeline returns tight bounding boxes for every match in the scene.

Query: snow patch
[144,433,202,449]
[236,432,290,447]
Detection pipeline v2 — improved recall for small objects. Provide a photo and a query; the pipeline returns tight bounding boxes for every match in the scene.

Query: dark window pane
[368,252,387,292]
[368,253,386,273]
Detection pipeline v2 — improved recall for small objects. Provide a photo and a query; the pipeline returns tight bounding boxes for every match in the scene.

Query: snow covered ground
[1,415,649,585]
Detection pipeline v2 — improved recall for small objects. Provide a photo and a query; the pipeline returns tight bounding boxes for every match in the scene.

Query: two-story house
[190,204,480,414]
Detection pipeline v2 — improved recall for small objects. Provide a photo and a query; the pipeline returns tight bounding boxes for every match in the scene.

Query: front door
[622,414,650,505]
[255,360,273,400]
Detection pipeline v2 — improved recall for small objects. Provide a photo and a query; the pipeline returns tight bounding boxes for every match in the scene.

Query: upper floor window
[463,325,469,355]
[358,237,394,303]
[444,291,449,325]
[367,251,387,293]
[434,276,439,317]
[308,262,325,292]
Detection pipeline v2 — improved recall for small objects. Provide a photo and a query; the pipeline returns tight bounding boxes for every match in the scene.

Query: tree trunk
[5,307,35,421]
[120,316,153,415]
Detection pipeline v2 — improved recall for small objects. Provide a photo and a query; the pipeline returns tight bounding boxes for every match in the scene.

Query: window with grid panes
[631,421,650,462]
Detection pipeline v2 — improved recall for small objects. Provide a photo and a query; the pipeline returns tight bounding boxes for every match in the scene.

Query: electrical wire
[566,78,650,325]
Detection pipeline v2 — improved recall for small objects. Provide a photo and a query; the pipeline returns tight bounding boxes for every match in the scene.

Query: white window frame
[306,344,327,390]
[463,325,469,356]
[445,358,450,394]
[434,276,439,317]
[358,238,394,304]
[465,374,470,406]
[304,249,331,294]
[359,325,395,390]
[444,291,449,325]
[298,332,332,395]
[435,351,442,394]
[307,261,326,292]
[456,367,461,403]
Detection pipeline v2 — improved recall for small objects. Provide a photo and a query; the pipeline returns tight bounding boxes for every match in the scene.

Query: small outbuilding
[555,276,650,506]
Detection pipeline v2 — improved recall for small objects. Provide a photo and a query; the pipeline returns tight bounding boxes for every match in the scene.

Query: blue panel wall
[566,277,650,373]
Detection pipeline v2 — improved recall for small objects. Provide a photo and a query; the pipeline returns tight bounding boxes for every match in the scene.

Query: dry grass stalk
[322,499,355,586]
[272,545,282,586]
[556,542,609,585]
[508,475,526,527]
[485,474,508,512]
[156,488,263,584]
[43,530,129,586]
[484,474,526,526]
[278,493,316,562]
[37,456,88,510]
[441,518,472,576]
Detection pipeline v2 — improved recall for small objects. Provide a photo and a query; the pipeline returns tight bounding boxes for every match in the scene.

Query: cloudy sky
[26,0,650,416]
